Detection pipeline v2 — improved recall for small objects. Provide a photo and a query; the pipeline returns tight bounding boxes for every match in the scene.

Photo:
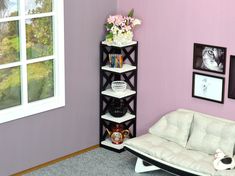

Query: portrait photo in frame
[192,72,224,103]
[193,43,226,74]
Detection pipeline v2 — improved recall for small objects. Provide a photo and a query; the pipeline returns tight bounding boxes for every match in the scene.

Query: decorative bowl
[111,81,127,92]
[109,99,127,117]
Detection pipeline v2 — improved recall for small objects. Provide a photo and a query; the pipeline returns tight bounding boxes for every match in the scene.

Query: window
[0,0,65,123]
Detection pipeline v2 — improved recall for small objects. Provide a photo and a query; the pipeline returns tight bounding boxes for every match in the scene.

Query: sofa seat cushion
[149,110,193,147]
[214,170,235,176]
[186,112,235,156]
[125,133,216,175]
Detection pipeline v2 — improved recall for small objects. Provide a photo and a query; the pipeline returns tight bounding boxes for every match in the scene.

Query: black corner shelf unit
[99,41,138,152]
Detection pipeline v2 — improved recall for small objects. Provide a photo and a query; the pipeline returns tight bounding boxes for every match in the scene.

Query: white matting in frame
[192,72,224,103]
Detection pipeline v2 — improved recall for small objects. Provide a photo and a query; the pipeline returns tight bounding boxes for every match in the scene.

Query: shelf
[101,112,135,123]
[100,42,137,153]
[101,64,136,73]
[101,138,128,150]
[101,89,136,98]
[101,41,137,47]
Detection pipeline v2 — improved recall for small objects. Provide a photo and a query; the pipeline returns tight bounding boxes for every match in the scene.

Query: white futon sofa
[124,109,235,176]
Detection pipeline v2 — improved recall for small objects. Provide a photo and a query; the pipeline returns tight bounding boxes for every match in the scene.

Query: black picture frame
[192,72,225,104]
[193,43,226,74]
[228,55,235,99]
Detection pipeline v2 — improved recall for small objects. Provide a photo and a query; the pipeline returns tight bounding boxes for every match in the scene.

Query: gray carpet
[24,148,174,176]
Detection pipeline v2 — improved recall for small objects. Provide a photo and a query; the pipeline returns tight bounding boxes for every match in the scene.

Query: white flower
[111,26,120,35]
[133,19,141,26]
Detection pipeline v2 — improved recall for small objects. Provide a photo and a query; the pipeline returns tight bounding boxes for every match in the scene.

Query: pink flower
[104,10,141,42]
[123,25,132,32]
[107,16,116,24]
[114,15,124,26]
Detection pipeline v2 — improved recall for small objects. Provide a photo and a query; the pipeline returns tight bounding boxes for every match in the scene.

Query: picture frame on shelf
[192,72,224,103]
[193,43,226,74]
[228,55,235,99]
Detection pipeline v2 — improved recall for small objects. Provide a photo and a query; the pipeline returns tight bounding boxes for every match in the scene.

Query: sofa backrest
[182,109,235,156]
[178,108,235,124]
[149,110,194,147]
[149,108,235,156]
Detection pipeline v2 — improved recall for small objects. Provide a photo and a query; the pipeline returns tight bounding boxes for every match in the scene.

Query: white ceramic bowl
[111,81,127,92]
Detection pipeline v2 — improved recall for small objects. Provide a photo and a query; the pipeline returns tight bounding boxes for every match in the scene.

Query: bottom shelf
[101,138,128,151]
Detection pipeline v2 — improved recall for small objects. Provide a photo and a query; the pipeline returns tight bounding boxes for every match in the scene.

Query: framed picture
[193,43,226,74]
[228,55,235,99]
[192,72,224,103]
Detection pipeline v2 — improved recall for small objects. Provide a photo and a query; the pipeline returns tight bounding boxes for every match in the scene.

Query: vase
[113,31,133,46]
[108,99,127,117]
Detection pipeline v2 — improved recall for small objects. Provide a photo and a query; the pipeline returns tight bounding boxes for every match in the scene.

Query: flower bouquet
[104,9,141,46]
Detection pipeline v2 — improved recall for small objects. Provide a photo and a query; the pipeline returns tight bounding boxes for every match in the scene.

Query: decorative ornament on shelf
[109,54,123,68]
[111,81,127,92]
[104,9,141,46]
[108,99,127,118]
[106,124,129,144]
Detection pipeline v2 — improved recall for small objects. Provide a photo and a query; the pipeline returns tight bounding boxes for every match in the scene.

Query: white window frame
[0,0,65,124]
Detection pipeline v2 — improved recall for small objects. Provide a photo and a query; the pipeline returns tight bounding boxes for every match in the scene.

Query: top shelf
[101,41,137,48]
[101,64,136,73]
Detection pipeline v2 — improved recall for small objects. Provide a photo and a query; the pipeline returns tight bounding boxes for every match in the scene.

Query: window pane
[26,17,53,59]
[25,0,52,14]
[0,0,18,18]
[27,60,54,102]
[0,21,20,64]
[0,67,21,110]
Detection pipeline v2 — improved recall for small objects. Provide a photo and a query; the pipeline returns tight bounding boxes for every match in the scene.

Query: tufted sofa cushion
[186,112,235,156]
[149,110,193,147]
[214,170,235,176]
[125,133,216,175]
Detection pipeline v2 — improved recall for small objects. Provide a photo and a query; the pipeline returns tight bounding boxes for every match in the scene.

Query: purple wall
[0,1,116,175]
[117,0,235,135]
[1,1,235,175]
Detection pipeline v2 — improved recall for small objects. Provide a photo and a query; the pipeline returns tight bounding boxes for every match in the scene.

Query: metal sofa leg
[135,157,160,173]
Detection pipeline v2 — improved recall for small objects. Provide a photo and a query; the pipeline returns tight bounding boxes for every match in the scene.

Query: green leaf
[128,8,134,17]
[105,32,113,39]
[105,23,113,29]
